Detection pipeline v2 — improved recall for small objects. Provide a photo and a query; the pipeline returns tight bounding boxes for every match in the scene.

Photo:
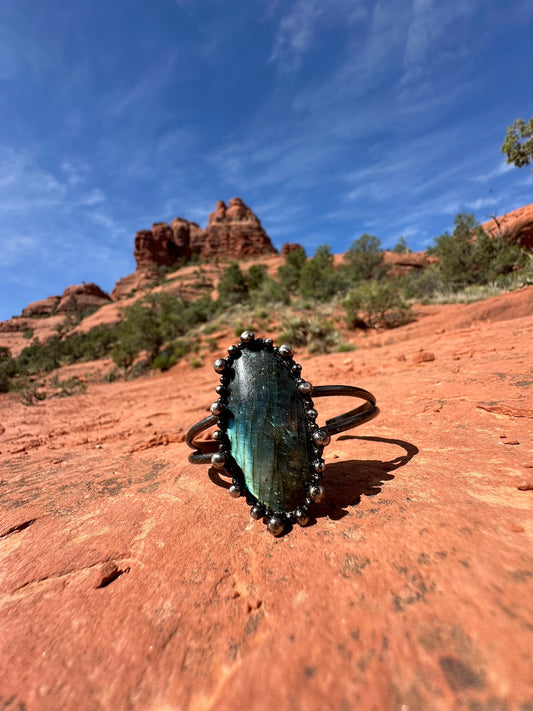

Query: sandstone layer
[482,202,533,250]
[21,295,62,318]
[56,283,111,313]
[21,284,111,318]
[1,288,532,710]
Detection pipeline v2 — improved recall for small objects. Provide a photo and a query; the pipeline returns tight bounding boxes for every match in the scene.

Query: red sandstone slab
[0,300,532,710]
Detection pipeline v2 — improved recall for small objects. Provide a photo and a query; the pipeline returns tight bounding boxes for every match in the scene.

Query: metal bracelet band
[186,415,219,464]
[186,385,378,465]
[313,385,379,435]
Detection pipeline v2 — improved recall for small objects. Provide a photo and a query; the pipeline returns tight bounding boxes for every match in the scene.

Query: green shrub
[111,337,138,371]
[428,212,528,290]
[299,245,340,301]
[247,264,268,292]
[103,367,121,383]
[341,234,385,286]
[60,324,116,363]
[0,348,17,393]
[127,360,152,379]
[343,280,413,329]
[17,337,62,374]
[49,375,87,397]
[392,237,411,254]
[13,378,47,406]
[152,339,191,371]
[204,337,219,352]
[110,293,215,371]
[218,262,249,304]
[336,342,356,353]
[251,275,289,306]
[403,264,445,300]
[278,246,307,294]
[279,315,340,354]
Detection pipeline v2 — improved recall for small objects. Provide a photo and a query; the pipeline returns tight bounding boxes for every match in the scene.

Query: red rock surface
[1,289,532,710]
[281,242,304,256]
[382,249,434,276]
[56,283,111,312]
[0,314,66,357]
[110,268,156,301]
[201,198,277,260]
[22,295,61,318]
[482,201,533,250]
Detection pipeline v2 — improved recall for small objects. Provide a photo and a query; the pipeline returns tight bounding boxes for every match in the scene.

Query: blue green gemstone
[226,349,311,513]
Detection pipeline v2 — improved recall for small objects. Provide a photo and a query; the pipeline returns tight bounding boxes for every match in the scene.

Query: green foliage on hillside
[111,293,215,371]
[0,347,17,393]
[278,245,307,294]
[501,117,533,169]
[1,209,531,397]
[299,245,339,301]
[424,212,528,291]
[341,234,385,284]
[279,315,341,354]
[343,279,413,329]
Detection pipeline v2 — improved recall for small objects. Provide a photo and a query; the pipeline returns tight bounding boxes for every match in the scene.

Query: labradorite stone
[226,349,311,513]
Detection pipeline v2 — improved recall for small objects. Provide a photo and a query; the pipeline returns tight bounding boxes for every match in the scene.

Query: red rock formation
[482,202,533,250]
[281,243,304,256]
[56,283,111,313]
[0,317,34,333]
[382,250,434,276]
[110,269,155,300]
[201,198,277,259]
[134,225,178,269]
[131,198,277,272]
[208,200,226,223]
[22,296,61,318]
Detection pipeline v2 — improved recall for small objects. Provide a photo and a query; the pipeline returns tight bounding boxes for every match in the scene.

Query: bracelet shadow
[208,435,419,533]
[309,435,419,525]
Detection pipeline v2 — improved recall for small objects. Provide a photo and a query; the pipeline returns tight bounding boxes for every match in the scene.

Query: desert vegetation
[1,210,532,400]
[501,116,533,170]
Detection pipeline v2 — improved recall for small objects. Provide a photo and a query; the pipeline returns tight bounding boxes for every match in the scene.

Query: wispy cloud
[269,0,368,74]
[473,161,514,182]
[401,0,479,86]
[269,0,325,73]
[0,146,108,213]
[465,196,499,211]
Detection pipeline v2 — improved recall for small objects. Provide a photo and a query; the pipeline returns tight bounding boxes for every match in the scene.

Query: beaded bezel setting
[209,331,330,536]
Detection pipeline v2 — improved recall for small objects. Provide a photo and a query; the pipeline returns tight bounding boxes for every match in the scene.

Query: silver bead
[213,358,226,373]
[267,515,285,536]
[295,508,310,526]
[240,330,255,342]
[211,452,226,468]
[250,504,263,520]
[210,400,224,416]
[313,429,331,447]
[297,380,313,395]
[229,484,241,498]
[309,484,325,503]
[278,344,293,358]
[313,459,326,473]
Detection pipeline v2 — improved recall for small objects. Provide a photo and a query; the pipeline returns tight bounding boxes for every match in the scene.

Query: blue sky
[1,0,532,321]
